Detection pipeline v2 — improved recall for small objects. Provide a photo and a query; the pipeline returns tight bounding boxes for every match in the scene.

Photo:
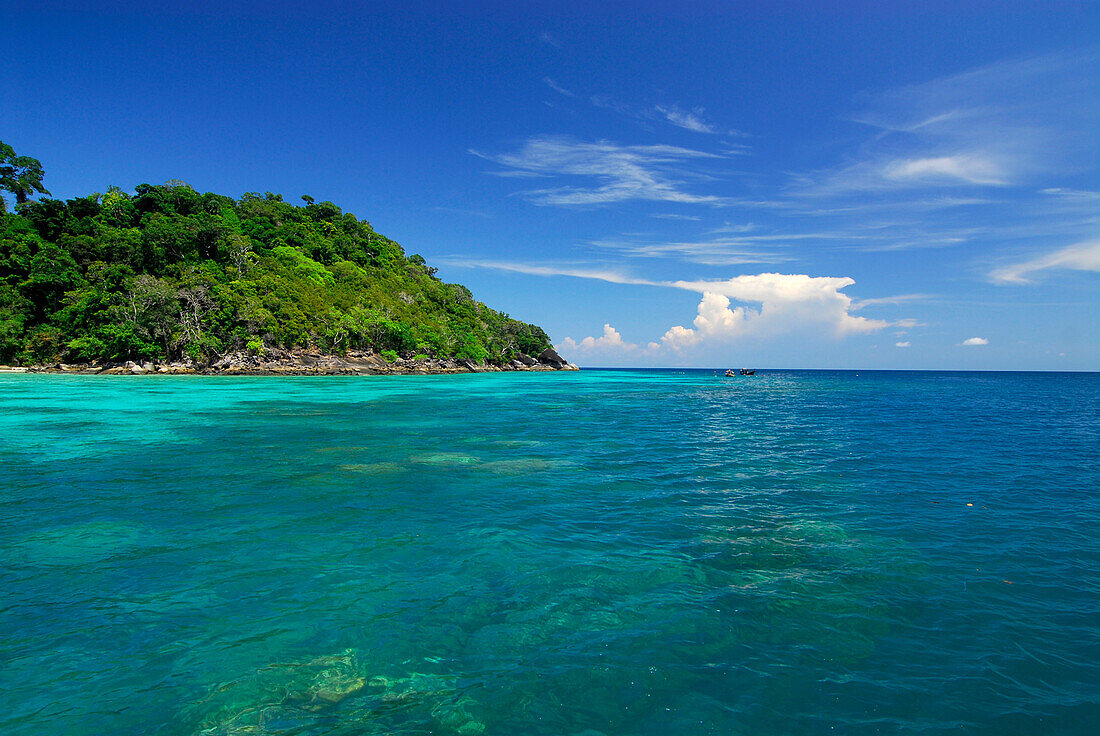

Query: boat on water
[724,368,756,376]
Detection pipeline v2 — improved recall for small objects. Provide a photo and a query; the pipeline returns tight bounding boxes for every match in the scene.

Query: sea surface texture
[1,370,1097,736]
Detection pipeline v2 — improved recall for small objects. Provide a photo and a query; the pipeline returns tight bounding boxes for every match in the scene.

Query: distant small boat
[724,368,756,376]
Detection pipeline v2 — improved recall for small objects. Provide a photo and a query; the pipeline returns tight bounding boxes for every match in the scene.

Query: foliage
[0,181,552,365]
[0,141,51,207]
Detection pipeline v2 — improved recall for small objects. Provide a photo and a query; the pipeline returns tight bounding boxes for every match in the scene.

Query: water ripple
[0,370,1097,735]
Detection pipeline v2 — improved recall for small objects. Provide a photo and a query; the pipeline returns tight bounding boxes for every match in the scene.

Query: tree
[2,179,557,365]
[225,233,256,274]
[0,141,50,205]
[21,243,85,317]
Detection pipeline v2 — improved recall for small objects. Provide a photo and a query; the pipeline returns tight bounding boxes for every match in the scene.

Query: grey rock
[537,348,568,368]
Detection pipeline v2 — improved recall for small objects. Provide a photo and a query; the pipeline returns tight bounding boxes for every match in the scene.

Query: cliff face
[0,184,561,368]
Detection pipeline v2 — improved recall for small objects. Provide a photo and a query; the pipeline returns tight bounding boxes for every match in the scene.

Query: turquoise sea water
[1,369,1097,735]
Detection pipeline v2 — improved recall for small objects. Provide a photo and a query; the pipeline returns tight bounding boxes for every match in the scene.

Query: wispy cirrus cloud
[484,51,1097,301]
[650,213,701,221]
[789,196,997,217]
[599,222,979,257]
[801,153,1012,194]
[588,93,745,138]
[883,155,1008,186]
[542,77,575,98]
[990,239,1100,284]
[589,234,789,266]
[800,51,1099,195]
[1041,187,1100,202]
[434,257,658,287]
[737,51,1100,272]
[655,105,716,133]
[852,294,935,310]
[537,32,561,48]
[589,94,633,116]
[471,135,728,206]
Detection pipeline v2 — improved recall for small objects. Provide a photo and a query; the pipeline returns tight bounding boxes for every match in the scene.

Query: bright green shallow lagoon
[1,370,1098,735]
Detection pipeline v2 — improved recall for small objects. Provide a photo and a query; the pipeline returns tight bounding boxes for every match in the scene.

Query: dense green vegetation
[0,146,550,366]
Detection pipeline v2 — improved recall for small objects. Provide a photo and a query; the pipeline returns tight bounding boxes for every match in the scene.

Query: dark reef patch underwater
[1,369,1098,735]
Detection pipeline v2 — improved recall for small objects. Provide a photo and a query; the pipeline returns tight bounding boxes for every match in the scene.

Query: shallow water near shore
[1,369,1098,735]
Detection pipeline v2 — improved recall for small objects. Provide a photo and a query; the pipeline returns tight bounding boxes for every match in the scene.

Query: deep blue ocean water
[1,369,1097,735]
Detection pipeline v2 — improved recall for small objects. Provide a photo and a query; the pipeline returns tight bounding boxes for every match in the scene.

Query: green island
[0,143,573,375]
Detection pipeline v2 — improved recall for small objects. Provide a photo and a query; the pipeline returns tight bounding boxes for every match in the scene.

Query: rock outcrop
[21,348,579,376]
[537,348,568,369]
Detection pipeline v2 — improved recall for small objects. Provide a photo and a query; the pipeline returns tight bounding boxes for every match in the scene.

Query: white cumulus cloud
[657,273,887,350]
[447,260,892,356]
[558,324,638,355]
[961,337,989,346]
[896,341,911,348]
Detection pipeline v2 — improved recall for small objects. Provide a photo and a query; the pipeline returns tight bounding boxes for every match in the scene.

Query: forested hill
[0,183,553,366]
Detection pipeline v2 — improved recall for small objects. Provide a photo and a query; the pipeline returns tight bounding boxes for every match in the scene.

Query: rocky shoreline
[1,347,579,376]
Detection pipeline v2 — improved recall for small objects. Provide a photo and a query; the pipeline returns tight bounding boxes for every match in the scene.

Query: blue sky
[4,1,1098,369]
